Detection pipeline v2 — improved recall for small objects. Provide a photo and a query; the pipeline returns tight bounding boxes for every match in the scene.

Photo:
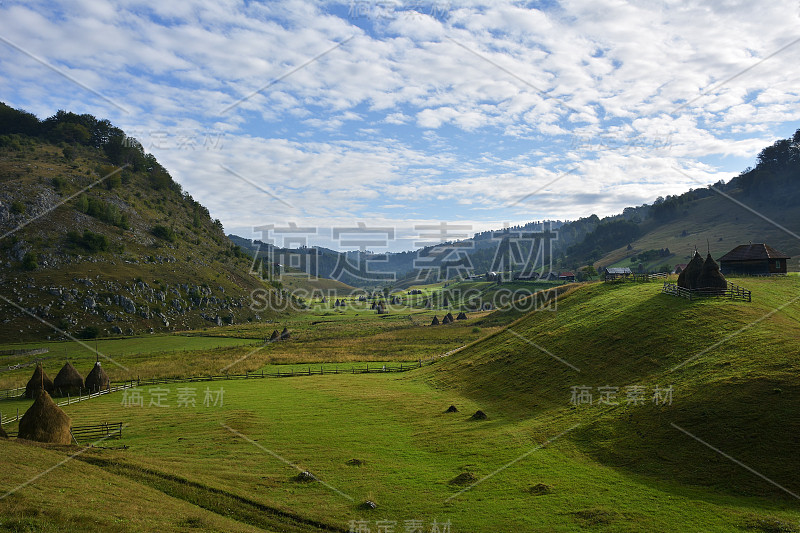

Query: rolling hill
[422,276,800,501]
[0,103,290,341]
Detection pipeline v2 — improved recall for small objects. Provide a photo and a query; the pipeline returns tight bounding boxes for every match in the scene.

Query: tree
[62,145,76,161]
[22,252,37,271]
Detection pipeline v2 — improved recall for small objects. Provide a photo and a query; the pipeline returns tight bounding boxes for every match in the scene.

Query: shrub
[10,200,25,214]
[75,194,128,229]
[77,325,100,339]
[67,229,109,253]
[152,225,176,242]
[22,252,37,271]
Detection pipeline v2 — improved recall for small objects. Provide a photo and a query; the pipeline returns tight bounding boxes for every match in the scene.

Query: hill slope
[0,104,286,341]
[422,276,800,500]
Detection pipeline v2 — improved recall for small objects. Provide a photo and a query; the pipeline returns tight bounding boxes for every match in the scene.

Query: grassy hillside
[597,191,800,271]
[424,276,800,501]
[0,106,293,341]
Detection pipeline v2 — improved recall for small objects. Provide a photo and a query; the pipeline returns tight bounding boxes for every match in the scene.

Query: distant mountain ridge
[230,127,800,286]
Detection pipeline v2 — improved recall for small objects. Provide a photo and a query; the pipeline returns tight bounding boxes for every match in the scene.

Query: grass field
[1,277,798,531]
[0,290,504,389]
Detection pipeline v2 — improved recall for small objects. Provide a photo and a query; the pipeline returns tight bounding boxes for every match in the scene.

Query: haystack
[445,405,458,413]
[25,364,54,399]
[677,251,704,289]
[85,361,110,392]
[456,312,467,320]
[442,314,452,325]
[17,390,72,445]
[270,329,280,341]
[431,316,440,326]
[280,327,290,340]
[696,253,727,292]
[53,361,84,397]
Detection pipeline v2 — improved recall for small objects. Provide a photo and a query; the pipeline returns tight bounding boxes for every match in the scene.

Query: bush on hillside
[67,229,109,253]
[152,225,176,242]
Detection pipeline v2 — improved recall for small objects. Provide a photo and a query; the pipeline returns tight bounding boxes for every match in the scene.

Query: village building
[718,243,790,276]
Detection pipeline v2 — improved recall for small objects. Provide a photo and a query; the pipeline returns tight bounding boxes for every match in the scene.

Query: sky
[1,0,800,251]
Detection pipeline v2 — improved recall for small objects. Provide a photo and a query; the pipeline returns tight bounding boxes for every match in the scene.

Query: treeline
[0,102,181,194]
[566,219,641,262]
[728,129,800,206]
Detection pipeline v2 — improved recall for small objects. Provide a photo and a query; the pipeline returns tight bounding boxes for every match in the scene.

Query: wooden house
[718,243,790,276]
[604,267,632,281]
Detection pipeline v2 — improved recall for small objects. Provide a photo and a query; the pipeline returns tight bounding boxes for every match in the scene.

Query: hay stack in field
[677,251,704,289]
[442,314,452,324]
[431,316,440,326]
[53,362,84,397]
[456,312,467,320]
[697,253,728,292]
[280,327,290,340]
[17,390,72,445]
[445,312,454,322]
[270,330,280,341]
[85,362,110,392]
[25,364,54,399]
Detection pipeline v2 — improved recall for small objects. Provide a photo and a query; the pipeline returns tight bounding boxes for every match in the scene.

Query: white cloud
[1,0,798,248]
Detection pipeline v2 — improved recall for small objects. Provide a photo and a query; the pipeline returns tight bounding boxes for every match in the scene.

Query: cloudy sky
[2,0,799,251]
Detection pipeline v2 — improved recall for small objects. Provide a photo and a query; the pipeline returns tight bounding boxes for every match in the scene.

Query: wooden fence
[606,272,669,283]
[3,422,122,443]
[0,359,444,406]
[662,281,751,302]
[131,361,430,387]
[70,422,123,443]
[0,387,25,400]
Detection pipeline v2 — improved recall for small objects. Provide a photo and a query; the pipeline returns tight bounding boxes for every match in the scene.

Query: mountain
[0,103,285,341]
[229,127,800,284]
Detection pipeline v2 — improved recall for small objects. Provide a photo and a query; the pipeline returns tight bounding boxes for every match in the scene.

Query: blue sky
[2,0,800,251]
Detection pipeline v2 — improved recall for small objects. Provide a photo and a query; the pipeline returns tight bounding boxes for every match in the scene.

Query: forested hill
[0,102,283,341]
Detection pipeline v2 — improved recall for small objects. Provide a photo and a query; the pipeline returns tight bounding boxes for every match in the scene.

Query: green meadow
[1,277,799,531]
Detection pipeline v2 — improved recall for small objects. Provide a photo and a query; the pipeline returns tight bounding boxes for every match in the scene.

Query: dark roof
[605,267,632,274]
[559,272,575,277]
[718,243,790,262]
